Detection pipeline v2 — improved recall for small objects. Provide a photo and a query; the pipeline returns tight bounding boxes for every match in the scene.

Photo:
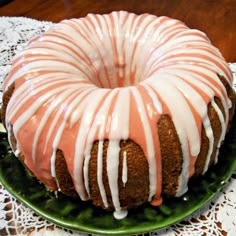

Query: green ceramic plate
[0,116,236,235]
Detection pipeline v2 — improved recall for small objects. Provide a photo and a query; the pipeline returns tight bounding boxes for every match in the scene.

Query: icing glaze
[3,11,233,219]
[122,151,128,187]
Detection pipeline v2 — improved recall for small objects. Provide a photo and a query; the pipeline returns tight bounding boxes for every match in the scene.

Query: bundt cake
[1,11,235,219]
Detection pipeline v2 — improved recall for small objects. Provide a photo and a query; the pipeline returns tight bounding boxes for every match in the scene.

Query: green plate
[0,116,236,235]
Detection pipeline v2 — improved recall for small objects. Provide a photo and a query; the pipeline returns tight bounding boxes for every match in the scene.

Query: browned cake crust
[55,149,78,198]
[219,75,235,126]
[1,83,15,128]
[158,114,182,196]
[1,73,235,211]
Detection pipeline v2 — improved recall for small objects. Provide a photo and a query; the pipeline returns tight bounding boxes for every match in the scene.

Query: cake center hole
[90,44,147,89]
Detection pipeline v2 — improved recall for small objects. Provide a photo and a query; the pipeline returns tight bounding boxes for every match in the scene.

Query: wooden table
[0,0,235,62]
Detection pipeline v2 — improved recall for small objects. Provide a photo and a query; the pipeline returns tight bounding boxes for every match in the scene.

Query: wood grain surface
[0,0,235,62]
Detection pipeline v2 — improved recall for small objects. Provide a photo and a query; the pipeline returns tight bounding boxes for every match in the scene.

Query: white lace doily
[0,16,236,236]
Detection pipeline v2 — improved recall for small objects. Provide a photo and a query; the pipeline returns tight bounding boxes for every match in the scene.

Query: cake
[1,11,235,220]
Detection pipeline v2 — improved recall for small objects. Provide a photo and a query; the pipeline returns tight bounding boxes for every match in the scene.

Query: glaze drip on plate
[3,11,233,219]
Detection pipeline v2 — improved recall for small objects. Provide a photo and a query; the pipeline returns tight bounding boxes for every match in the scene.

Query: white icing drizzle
[73,89,110,200]
[122,151,128,187]
[202,116,214,174]
[113,209,128,220]
[106,140,121,216]
[3,11,234,219]
[97,140,109,208]
[50,150,57,178]
[14,149,20,157]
